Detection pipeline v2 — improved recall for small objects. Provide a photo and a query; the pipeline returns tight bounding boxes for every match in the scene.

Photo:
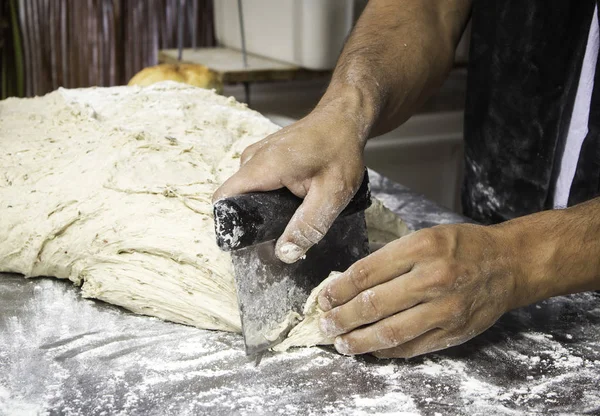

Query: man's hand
[213,103,367,263]
[212,0,472,263]
[317,223,517,358]
[318,199,600,358]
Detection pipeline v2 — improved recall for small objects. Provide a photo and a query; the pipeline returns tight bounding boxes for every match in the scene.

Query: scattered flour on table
[2,257,600,415]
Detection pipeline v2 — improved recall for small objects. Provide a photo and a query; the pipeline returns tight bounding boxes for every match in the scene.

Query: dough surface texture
[0,83,409,348]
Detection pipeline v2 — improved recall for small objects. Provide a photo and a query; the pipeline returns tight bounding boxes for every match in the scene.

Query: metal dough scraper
[213,171,371,356]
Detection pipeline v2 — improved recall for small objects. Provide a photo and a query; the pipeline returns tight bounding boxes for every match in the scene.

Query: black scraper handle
[214,169,371,251]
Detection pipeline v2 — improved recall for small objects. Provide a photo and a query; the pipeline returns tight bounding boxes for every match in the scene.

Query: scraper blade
[214,172,371,355]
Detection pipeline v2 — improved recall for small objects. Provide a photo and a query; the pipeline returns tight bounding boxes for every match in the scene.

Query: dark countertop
[1,171,599,416]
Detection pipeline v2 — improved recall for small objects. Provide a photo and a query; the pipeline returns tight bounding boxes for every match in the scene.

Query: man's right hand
[213,0,472,263]
[212,102,367,264]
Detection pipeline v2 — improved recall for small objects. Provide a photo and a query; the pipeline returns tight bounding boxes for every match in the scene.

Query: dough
[273,272,340,351]
[365,198,411,246]
[0,82,409,349]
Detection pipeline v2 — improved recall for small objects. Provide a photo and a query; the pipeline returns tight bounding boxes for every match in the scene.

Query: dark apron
[462,0,600,224]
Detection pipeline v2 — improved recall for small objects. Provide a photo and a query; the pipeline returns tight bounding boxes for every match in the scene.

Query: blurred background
[0,0,470,212]
[0,0,215,98]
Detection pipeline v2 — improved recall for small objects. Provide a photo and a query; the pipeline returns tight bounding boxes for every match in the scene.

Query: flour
[352,391,419,414]
[0,385,42,416]
[2,273,600,414]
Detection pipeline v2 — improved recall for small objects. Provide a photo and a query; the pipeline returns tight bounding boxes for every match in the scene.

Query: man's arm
[317,199,600,358]
[508,198,600,305]
[214,0,472,263]
[324,0,471,138]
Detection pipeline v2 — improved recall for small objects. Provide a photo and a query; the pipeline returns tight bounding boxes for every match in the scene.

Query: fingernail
[319,316,338,337]
[334,337,352,355]
[277,242,304,264]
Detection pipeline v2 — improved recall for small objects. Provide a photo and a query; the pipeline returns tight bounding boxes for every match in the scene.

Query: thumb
[212,160,281,203]
[275,180,352,264]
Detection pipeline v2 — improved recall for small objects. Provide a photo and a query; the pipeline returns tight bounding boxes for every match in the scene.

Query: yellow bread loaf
[128,64,223,93]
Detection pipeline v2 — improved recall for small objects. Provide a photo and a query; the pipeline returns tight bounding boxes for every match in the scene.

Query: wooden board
[159,47,330,84]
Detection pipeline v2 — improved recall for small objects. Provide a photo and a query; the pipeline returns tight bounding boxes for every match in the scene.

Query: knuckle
[414,229,442,252]
[347,263,371,293]
[331,173,358,201]
[375,322,400,348]
[240,144,258,163]
[292,219,326,246]
[446,263,464,284]
[334,335,356,355]
[358,290,382,320]
[414,226,455,255]
[321,310,343,336]
[428,265,455,290]
[318,288,334,311]
[443,299,470,329]
[324,165,363,200]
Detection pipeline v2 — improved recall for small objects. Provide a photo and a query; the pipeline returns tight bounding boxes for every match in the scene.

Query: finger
[332,302,440,355]
[239,141,262,166]
[372,328,457,359]
[317,239,415,311]
[319,271,426,338]
[275,179,352,264]
[212,160,282,202]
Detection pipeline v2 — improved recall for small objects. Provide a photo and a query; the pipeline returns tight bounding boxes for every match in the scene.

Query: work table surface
[1,171,599,415]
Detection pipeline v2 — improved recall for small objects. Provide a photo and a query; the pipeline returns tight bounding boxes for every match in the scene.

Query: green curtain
[1,0,24,99]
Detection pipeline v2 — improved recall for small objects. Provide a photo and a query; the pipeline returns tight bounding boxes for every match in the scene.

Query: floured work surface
[0,82,409,350]
[1,176,599,415]
[2,84,599,415]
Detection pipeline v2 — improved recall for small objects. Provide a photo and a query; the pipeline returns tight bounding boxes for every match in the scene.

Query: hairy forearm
[316,0,472,142]
[500,198,600,308]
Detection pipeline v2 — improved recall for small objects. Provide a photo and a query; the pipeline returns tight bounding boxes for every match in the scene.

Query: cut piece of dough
[0,82,410,349]
[273,272,341,351]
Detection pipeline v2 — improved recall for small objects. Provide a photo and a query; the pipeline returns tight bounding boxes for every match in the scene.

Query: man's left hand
[317,223,519,358]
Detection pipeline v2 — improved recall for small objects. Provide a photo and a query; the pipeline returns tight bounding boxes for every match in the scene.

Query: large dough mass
[0,83,409,349]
